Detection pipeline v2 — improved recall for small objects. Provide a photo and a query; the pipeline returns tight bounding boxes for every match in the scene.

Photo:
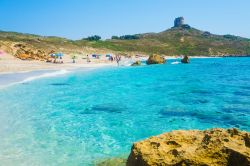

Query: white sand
[0,53,119,89]
[0,53,117,74]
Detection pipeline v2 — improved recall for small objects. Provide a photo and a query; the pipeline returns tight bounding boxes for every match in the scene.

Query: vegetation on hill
[1,24,250,57]
[105,27,250,56]
[83,35,101,41]
[111,35,140,40]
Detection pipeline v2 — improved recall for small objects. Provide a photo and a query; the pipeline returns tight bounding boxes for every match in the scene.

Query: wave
[0,69,70,89]
[119,60,134,66]
[171,61,181,65]
[20,69,70,83]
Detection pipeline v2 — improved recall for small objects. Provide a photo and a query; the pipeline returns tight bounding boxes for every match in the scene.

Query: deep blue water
[0,57,250,165]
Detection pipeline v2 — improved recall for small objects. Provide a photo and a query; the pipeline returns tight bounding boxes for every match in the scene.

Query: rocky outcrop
[0,41,15,55]
[203,31,211,37]
[13,43,51,61]
[181,55,190,63]
[127,128,250,166]
[146,54,165,65]
[131,61,141,66]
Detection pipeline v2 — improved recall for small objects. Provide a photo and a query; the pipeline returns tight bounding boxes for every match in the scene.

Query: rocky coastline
[98,128,250,166]
[127,128,250,166]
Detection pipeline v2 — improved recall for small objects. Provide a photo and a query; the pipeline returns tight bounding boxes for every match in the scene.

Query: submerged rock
[181,55,190,63]
[127,128,250,166]
[96,158,126,166]
[146,54,166,65]
[131,61,141,66]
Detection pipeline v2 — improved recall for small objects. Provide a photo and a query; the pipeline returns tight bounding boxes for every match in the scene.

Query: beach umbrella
[56,53,64,57]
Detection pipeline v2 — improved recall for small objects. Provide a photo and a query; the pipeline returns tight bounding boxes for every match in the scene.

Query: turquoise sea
[0,57,250,165]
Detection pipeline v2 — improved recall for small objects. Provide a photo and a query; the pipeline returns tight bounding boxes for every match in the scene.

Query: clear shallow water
[0,57,250,165]
[0,69,70,88]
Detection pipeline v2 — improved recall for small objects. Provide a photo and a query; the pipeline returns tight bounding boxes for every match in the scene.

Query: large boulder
[127,128,250,166]
[181,55,190,63]
[146,54,165,65]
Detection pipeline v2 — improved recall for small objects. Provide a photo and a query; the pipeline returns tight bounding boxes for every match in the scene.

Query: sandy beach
[0,53,119,89]
[0,52,222,74]
[0,53,118,74]
[0,52,222,89]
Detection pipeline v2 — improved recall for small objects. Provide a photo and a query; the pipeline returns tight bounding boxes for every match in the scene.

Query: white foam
[21,69,70,83]
[171,61,181,65]
[0,69,70,89]
[120,60,134,66]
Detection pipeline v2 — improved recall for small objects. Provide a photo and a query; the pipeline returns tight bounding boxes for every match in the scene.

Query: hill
[100,17,250,56]
[1,17,250,58]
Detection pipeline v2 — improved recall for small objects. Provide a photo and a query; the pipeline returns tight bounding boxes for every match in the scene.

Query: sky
[0,0,250,40]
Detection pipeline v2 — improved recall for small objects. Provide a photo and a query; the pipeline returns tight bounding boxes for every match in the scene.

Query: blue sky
[0,0,250,39]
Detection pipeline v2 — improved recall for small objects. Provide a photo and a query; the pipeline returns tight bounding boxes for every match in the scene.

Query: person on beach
[72,55,77,63]
[59,56,63,63]
[115,55,121,66]
[87,55,91,63]
[110,56,114,62]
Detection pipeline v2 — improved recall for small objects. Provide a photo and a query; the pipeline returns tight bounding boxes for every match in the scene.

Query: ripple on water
[234,90,250,97]
[80,104,125,114]
[179,98,210,105]
[190,89,213,96]
[49,83,71,86]
[239,85,250,90]
[159,106,250,129]
[222,107,250,114]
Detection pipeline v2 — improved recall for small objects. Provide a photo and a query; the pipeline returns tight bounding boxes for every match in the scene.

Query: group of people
[50,53,122,66]
[107,55,122,66]
[88,54,122,66]
[49,53,64,64]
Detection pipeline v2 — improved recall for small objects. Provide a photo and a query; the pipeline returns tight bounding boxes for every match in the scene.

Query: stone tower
[174,17,184,27]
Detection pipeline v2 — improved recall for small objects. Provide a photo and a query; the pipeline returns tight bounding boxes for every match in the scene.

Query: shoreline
[0,52,117,74]
[0,55,249,88]
[0,61,117,74]
[1,54,248,74]
[165,56,222,59]
[0,63,116,89]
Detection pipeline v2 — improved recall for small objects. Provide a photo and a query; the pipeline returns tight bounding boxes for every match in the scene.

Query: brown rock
[181,55,190,63]
[146,54,166,65]
[127,128,250,166]
[18,54,30,60]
